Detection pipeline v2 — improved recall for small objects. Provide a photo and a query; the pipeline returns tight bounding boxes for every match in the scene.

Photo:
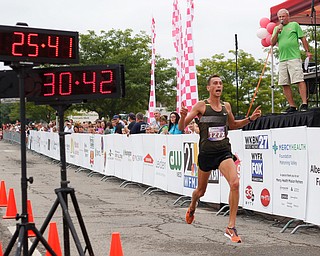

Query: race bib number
[208,126,225,141]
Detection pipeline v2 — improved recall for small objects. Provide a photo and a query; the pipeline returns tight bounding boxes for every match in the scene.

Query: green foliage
[196,50,286,116]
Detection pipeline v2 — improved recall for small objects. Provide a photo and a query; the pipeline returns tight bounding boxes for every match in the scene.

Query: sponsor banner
[242,130,273,213]
[142,134,156,187]
[113,134,124,178]
[121,135,133,182]
[104,134,115,176]
[220,130,244,206]
[272,127,308,219]
[65,133,71,164]
[306,128,320,225]
[131,135,144,183]
[93,134,104,174]
[81,134,91,170]
[182,134,199,197]
[167,135,183,195]
[154,135,168,191]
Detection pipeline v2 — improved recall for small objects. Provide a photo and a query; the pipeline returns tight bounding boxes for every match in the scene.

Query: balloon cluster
[257,17,276,47]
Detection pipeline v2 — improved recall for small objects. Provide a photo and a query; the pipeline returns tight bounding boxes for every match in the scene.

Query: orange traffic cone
[0,180,7,207]
[0,241,3,256]
[2,188,17,219]
[45,222,62,256]
[27,200,36,237]
[109,232,123,256]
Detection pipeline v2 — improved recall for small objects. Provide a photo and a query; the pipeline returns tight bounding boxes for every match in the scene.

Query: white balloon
[256,28,269,39]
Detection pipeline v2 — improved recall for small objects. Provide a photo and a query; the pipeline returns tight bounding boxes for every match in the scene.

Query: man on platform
[271,8,312,113]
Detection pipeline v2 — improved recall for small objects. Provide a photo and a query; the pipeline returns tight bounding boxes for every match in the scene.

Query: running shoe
[185,208,195,224]
[224,227,242,243]
[299,104,308,112]
[281,106,297,114]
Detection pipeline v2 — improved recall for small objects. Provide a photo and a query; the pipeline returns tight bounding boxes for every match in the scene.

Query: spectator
[158,115,169,134]
[112,115,124,134]
[168,111,183,134]
[150,109,161,133]
[130,112,148,134]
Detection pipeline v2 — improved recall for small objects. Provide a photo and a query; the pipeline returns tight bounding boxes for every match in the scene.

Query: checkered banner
[172,0,184,113]
[172,0,198,113]
[148,17,156,124]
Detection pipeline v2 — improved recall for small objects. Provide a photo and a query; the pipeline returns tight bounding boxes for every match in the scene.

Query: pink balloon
[261,38,270,47]
[265,34,272,45]
[260,17,270,28]
[266,22,276,34]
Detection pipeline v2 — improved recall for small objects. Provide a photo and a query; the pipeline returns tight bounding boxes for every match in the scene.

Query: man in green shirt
[271,8,312,113]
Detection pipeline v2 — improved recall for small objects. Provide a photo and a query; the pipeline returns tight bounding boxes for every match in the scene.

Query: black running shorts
[198,151,233,172]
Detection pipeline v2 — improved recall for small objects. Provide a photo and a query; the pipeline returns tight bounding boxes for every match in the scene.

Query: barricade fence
[3,127,320,227]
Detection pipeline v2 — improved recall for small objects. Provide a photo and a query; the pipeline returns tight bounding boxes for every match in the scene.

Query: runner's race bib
[208,126,225,141]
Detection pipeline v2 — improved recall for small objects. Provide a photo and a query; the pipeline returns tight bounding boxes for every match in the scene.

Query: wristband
[248,116,252,122]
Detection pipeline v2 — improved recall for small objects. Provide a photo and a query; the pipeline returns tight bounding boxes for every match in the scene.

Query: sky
[0,0,283,69]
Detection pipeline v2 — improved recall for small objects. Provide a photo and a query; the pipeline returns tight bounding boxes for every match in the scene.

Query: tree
[75,29,176,119]
[196,50,285,116]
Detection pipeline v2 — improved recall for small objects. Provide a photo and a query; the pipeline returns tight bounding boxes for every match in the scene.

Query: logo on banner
[260,188,270,207]
[272,141,306,154]
[208,169,219,184]
[183,142,198,189]
[144,154,154,164]
[251,153,263,182]
[244,135,268,149]
[169,151,182,170]
[245,185,254,206]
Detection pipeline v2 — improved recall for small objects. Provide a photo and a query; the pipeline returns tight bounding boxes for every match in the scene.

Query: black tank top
[198,100,231,154]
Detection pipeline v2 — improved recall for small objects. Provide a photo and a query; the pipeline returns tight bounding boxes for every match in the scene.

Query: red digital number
[43,73,55,96]
[100,70,113,94]
[59,72,72,95]
[48,36,59,57]
[12,32,24,56]
[69,38,73,58]
[83,72,96,92]
[27,33,39,57]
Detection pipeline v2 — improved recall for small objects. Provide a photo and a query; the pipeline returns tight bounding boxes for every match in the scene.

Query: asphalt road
[0,140,319,256]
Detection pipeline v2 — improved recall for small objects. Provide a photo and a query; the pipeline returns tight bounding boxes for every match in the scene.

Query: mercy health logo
[251,153,263,182]
[244,135,268,149]
[272,141,307,154]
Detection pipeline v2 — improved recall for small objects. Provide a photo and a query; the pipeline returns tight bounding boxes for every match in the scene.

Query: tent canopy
[270,0,320,25]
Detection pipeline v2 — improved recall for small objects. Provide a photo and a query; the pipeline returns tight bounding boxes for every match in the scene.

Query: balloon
[260,17,270,28]
[266,22,276,34]
[261,38,270,47]
[265,34,272,45]
[256,28,269,39]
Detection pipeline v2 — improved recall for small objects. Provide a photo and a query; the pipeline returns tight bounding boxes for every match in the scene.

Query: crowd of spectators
[1,109,199,138]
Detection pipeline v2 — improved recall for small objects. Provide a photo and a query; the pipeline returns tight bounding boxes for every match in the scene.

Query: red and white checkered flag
[172,0,184,113]
[148,17,156,124]
[182,0,198,111]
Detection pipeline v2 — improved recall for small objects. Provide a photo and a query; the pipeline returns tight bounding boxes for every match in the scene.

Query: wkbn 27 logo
[245,135,268,149]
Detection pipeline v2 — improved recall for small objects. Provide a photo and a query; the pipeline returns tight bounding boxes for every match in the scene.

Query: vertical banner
[242,130,273,214]
[131,135,144,184]
[306,128,320,225]
[182,134,199,197]
[220,130,244,206]
[272,127,308,219]
[122,135,133,182]
[182,0,198,112]
[167,135,184,195]
[65,134,71,164]
[148,17,157,124]
[154,135,168,191]
[104,134,115,176]
[172,0,184,112]
[142,134,156,187]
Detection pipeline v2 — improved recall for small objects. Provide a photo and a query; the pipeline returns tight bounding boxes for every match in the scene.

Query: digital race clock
[27,65,125,102]
[0,25,79,64]
[0,65,125,103]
